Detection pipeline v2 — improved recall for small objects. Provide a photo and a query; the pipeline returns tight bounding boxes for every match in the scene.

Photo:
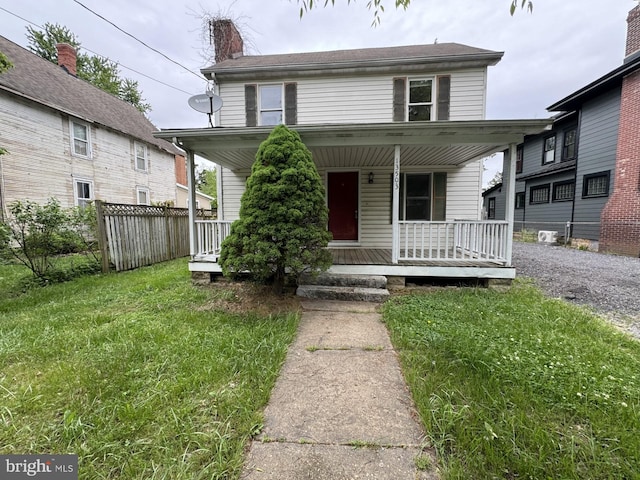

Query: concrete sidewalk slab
[240,443,435,479]
[240,299,439,479]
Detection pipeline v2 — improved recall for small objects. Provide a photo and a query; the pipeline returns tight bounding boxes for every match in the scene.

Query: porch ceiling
[155,120,551,171]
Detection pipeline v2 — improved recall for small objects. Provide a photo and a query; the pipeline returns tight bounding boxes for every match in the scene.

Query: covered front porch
[154,120,551,282]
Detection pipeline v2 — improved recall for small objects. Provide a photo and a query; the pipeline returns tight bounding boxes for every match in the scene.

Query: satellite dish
[188,91,223,114]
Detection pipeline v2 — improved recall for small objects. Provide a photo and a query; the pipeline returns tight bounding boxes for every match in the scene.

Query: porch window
[408,79,433,121]
[398,172,446,221]
[542,135,555,164]
[70,120,91,158]
[135,142,148,171]
[516,146,523,174]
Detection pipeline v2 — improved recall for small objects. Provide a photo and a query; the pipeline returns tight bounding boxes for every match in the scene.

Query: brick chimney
[56,43,77,76]
[211,19,244,63]
[600,4,640,257]
[175,155,187,186]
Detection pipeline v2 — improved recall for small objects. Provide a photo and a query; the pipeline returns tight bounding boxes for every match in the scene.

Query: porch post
[391,145,401,264]
[186,148,198,258]
[504,143,517,266]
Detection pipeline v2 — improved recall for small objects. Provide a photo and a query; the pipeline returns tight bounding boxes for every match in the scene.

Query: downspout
[569,110,582,240]
[504,143,517,267]
[391,145,400,264]
[0,151,5,222]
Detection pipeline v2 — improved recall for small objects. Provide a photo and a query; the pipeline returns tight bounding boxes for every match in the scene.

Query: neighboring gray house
[0,36,182,220]
[484,29,638,248]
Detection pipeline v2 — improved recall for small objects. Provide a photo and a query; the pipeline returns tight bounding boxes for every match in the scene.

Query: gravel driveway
[511,241,640,338]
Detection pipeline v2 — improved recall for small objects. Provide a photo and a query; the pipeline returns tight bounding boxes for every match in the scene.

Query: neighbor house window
[135,142,148,171]
[74,179,93,207]
[398,172,446,221]
[487,198,496,219]
[515,192,525,209]
[136,187,150,205]
[70,120,91,158]
[408,78,434,121]
[583,171,610,198]
[259,84,283,126]
[562,128,577,160]
[516,146,524,174]
[543,135,555,164]
[530,184,550,204]
[553,180,575,202]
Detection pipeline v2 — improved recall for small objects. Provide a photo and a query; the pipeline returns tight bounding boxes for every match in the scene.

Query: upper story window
[516,146,524,174]
[259,85,283,126]
[70,120,91,158]
[562,128,577,160]
[408,79,433,121]
[393,76,450,122]
[135,142,148,171]
[542,135,555,164]
[245,83,297,127]
[74,178,93,207]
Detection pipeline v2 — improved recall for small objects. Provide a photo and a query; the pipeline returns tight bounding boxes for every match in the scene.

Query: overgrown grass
[383,281,640,479]
[0,260,299,479]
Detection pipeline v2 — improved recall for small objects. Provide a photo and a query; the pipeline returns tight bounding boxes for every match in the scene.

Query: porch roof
[154,120,551,171]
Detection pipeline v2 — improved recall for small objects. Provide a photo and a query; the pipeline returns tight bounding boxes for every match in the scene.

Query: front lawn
[0,260,299,479]
[383,281,640,479]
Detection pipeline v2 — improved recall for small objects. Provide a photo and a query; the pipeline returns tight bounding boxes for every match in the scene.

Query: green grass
[383,281,640,480]
[0,259,299,479]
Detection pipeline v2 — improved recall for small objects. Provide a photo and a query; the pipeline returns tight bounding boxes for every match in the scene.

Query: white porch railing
[195,220,232,258]
[399,220,509,263]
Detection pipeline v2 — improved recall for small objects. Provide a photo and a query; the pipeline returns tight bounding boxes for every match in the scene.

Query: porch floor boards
[330,248,504,268]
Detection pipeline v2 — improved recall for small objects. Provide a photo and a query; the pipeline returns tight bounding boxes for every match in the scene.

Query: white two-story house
[156,20,550,285]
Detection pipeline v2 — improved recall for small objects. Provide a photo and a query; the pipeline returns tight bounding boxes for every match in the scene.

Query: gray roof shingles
[0,35,181,155]
[204,42,503,74]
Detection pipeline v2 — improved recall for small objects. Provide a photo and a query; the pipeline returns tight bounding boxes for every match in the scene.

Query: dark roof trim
[482,182,502,197]
[548,54,640,112]
[516,160,576,181]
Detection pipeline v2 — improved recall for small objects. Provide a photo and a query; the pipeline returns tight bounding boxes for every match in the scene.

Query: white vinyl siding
[217,69,488,126]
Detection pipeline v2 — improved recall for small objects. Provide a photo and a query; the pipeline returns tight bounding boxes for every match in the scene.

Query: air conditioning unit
[538,230,558,244]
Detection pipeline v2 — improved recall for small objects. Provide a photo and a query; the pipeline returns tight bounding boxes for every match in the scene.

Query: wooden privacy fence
[95,201,213,273]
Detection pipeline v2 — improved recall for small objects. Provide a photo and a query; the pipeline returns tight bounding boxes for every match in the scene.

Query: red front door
[327,171,358,241]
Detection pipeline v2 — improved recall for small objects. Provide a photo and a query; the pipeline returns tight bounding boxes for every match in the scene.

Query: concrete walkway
[240,300,438,479]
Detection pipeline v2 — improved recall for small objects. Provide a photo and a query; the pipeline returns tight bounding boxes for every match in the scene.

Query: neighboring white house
[0,36,181,220]
[155,21,550,284]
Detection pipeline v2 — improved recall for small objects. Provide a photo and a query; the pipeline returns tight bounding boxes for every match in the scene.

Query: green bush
[219,125,332,293]
[1,198,100,284]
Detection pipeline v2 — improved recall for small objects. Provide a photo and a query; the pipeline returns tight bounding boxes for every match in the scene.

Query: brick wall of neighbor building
[600,5,640,257]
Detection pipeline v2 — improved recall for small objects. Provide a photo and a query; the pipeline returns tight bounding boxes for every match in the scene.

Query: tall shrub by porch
[219,125,332,293]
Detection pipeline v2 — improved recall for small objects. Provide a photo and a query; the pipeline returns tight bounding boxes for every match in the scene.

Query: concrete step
[296,284,390,303]
[299,273,387,289]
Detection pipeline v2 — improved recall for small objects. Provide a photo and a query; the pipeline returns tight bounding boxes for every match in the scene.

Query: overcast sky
[0,0,634,181]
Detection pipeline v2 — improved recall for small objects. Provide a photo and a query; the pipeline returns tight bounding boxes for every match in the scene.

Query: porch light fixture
[368,172,374,184]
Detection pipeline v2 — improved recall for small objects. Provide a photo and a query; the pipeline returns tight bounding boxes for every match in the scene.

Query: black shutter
[284,82,297,125]
[393,77,406,122]
[437,75,451,121]
[245,84,257,127]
